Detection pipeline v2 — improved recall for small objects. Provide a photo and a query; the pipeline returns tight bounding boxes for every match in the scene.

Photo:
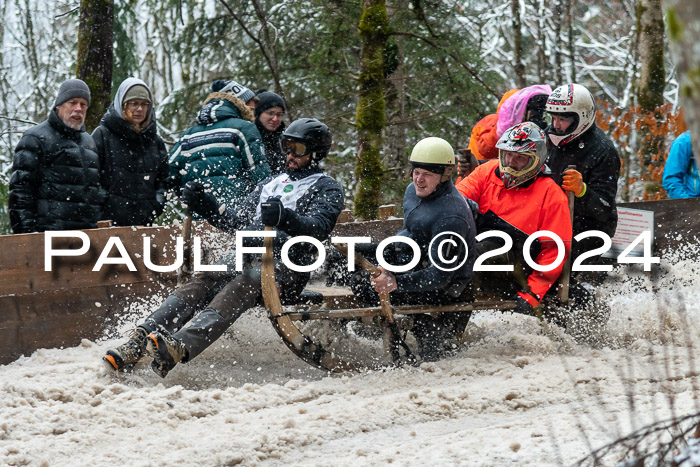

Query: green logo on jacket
[283,184,294,193]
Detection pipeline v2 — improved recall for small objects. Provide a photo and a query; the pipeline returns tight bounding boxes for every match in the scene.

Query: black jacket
[546,124,621,238]
[256,120,286,175]
[208,166,344,266]
[92,104,168,226]
[9,110,105,233]
[393,180,476,295]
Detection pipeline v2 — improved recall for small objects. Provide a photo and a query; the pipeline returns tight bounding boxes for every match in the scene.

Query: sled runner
[261,239,519,371]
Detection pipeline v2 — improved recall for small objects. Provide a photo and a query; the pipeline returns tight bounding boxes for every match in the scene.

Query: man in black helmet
[103,118,344,378]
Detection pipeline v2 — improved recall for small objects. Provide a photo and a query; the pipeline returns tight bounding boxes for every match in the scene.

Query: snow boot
[146,331,188,378]
[103,326,149,371]
[412,315,450,362]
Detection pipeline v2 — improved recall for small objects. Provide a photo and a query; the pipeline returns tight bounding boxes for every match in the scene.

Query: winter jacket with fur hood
[92,78,168,226]
[168,92,271,212]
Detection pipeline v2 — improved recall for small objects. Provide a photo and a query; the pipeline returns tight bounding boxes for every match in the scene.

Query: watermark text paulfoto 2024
[43,229,660,274]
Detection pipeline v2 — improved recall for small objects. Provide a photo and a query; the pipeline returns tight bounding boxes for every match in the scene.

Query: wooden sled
[261,227,517,373]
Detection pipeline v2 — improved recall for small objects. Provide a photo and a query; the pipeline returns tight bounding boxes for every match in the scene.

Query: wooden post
[177,213,193,286]
[333,242,413,363]
[558,165,576,303]
[378,204,397,221]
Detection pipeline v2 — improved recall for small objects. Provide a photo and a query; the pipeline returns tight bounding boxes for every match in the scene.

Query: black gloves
[513,293,535,316]
[454,152,467,178]
[182,181,219,218]
[260,197,288,227]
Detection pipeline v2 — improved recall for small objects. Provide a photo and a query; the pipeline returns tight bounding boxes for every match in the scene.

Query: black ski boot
[412,315,450,362]
[146,331,188,378]
[103,327,149,371]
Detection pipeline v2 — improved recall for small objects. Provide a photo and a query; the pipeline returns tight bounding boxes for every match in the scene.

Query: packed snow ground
[1,245,699,466]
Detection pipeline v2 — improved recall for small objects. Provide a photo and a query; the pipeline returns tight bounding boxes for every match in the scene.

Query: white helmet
[545,84,596,146]
[496,122,547,189]
[409,137,455,182]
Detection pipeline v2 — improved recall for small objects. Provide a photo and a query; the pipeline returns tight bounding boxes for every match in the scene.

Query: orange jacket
[468,89,519,161]
[456,160,572,306]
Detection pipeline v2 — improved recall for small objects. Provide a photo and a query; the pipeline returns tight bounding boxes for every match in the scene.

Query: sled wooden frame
[261,227,518,373]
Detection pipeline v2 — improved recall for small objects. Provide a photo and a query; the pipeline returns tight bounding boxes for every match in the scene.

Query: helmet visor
[283,140,310,158]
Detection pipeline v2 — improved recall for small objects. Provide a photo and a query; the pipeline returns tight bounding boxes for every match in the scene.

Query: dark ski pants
[141,254,307,362]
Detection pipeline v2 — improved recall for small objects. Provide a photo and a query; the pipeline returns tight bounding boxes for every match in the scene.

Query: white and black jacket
[206,166,344,266]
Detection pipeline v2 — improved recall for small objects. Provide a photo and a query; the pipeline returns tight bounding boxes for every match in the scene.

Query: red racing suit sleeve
[518,185,572,307]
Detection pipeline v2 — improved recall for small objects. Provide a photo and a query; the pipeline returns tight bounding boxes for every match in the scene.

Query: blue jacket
[663,131,700,199]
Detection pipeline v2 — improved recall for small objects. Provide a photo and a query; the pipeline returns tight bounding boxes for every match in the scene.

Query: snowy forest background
[0,0,686,234]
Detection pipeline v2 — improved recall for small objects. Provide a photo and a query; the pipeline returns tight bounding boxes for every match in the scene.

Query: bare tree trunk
[637,0,666,178]
[554,0,563,84]
[23,0,39,81]
[512,0,526,88]
[0,0,11,162]
[567,0,576,82]
[535,0,547,84]
[0,0,8,114]
[354,0,388,220]
[637,0,665,112]
[76,0,114,132]
[384,41,409,182]
[16,0,43,121]
[664,0,700,170]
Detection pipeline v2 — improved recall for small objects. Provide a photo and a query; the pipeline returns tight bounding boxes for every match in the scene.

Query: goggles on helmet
[283,140,311,158]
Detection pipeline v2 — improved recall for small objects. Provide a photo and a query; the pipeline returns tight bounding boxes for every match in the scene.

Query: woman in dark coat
[254,91,287,175]
[92,78,168,226]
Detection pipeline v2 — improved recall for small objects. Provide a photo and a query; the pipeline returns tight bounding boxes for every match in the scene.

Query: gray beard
[62,118,84,131]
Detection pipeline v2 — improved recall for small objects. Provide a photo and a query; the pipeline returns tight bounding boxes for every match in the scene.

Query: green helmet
[409,137,455,182]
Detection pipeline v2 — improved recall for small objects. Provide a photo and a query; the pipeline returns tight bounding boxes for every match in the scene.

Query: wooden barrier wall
[1,198,697,364]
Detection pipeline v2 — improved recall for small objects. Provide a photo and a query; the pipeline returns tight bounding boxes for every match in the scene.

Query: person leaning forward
[456,122,572,321]
[9,79,105,233]
[103,118,343,378]
[168,79,271,216]
[350,137,477,361]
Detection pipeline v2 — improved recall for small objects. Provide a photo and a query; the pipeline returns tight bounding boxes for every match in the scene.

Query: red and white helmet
[496,122,547,189]
[545,84,596,146]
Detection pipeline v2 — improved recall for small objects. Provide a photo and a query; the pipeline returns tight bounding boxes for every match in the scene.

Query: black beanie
[54,79,91,107]
[254,91,286,119]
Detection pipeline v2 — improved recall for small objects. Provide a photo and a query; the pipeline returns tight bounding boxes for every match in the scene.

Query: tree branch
[54,7,79,19]
[0,115,38,125]
[217,0,277,90]
[251,0,283,95]
[390,30,499,97]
